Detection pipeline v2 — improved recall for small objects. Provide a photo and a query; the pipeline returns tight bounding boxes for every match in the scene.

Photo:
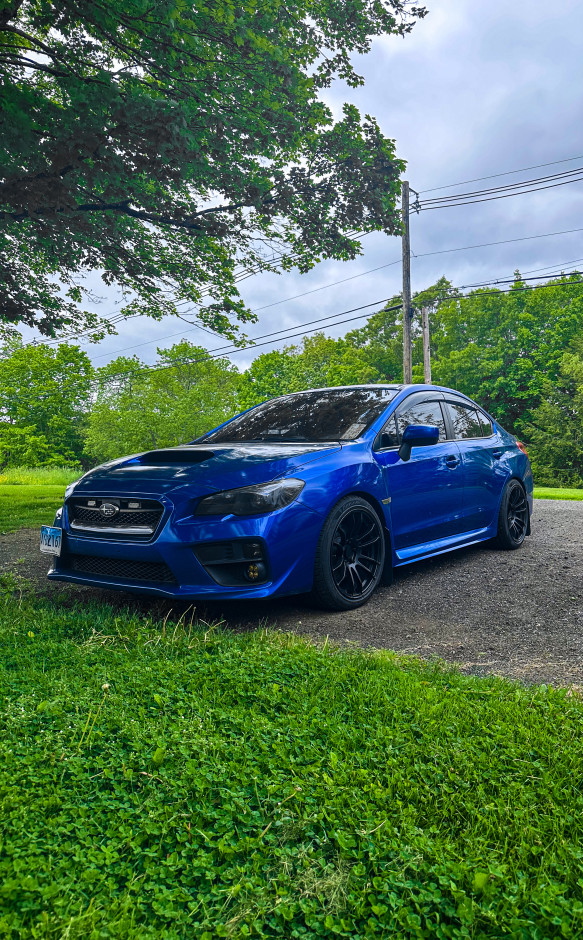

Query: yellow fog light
[245,562,267,583]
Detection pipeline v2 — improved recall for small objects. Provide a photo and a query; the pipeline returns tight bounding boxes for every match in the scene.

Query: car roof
[267,384,469,396]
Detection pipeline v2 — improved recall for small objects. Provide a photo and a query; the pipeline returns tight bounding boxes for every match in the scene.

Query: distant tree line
[1,272,582,485]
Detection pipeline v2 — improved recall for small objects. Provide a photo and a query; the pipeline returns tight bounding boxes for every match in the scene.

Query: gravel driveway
[2,499,582,686]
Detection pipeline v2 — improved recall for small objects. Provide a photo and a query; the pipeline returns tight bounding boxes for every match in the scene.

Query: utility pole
[422,306,431,384]
[401,181,412,383]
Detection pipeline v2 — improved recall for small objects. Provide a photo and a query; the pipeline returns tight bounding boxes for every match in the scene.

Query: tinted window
[203,387,399,444]
[479,412,493,436]
[395,399,446,442]
[377,414,399,448]
[447,402,483,439]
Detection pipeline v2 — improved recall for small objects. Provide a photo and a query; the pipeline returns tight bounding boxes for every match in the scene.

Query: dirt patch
[2,500,582,686]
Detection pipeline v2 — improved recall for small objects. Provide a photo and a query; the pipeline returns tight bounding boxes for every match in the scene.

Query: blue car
[44,384,533,610]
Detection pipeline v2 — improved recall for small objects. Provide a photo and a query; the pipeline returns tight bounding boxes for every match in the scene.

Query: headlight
[195,479,305,516]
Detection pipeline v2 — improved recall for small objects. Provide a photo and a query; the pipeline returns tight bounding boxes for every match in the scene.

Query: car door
[442,397,507,532]
[374,393,465,554]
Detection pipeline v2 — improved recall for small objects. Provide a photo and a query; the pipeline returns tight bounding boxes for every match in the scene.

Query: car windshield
[202,387,400,444]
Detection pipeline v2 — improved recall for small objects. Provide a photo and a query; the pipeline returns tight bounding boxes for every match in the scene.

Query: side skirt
[394,526,494,566]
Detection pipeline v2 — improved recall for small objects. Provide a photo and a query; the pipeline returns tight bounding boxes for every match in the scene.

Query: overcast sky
[30,0,583,371]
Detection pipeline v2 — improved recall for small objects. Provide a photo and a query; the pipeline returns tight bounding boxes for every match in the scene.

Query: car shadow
[47,538,498,633]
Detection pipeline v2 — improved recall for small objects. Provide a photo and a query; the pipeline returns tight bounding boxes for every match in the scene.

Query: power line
[419,165,583,205]
[419,152,583,194]
[452,269,583,292]
[416,172,583,212]
[411,226,583,259]
[8,273,583,409]
[102,270,583,381]
[91,298,392,363]
[87,230,583,360]
[26,157,583,348]
[95,300,404,382]
[29,230,367,350]
[15,219,583,364]
[250,259,401,313]
[17,156,583,353]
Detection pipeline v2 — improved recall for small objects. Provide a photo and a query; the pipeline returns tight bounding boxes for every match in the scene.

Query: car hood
[71,442,342,497]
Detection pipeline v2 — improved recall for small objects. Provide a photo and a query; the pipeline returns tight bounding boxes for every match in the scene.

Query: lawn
[0,466,81,486]
[0,483,66,533]
[1,587,583,938]
[532,485,583,500]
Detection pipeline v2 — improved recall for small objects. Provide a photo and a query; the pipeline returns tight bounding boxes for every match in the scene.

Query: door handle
[445,454,460,468]
[492,449,503,459]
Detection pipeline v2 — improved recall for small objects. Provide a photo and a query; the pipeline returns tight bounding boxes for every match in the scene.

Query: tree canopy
[238,333,379,408]
[237,273,583,443]
[428,274,583,429]
[4,272,582,482]
[525,342,583,486]
[0,335,93,465]
[84,340,240,461]
[0,0,425,339]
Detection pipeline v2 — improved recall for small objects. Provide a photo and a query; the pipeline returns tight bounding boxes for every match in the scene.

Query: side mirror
[398,424,440,462]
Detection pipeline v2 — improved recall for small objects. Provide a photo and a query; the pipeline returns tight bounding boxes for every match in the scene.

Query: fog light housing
[193,539,270,586]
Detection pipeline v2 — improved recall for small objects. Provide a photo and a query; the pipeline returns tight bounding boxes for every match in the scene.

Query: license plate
[40,525,62,557]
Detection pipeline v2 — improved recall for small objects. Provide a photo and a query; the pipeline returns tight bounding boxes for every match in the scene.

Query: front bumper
[48,496,324,600]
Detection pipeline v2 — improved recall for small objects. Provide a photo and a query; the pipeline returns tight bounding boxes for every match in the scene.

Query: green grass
[1,588,583,938]
[533,485,583,500]
[0,465,81,486]
[0,483,66,533]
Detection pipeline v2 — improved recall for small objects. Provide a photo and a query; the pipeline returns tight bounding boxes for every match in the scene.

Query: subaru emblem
[100,502,119,518]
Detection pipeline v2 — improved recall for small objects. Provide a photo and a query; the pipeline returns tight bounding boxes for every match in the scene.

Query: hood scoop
[135,449,214,466]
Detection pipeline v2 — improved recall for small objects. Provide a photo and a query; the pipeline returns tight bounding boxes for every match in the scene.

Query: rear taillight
[516,439,529,457]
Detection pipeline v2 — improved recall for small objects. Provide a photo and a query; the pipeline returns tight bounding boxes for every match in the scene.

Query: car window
[202,387,400,443]
[377,414,399,448]
[446,402,483,439]
[478,412,493,436]
[395,399,446,442]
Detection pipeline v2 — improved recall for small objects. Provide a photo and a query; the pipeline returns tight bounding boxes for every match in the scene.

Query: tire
[311,496,386,610]
[495,479,529,550]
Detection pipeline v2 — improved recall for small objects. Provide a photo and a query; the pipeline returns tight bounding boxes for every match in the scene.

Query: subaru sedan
[42,384,533,610]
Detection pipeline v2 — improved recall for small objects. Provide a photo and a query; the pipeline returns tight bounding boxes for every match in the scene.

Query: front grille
[72,506,161,528]
[69,553,176,584]
[68,498,164,536]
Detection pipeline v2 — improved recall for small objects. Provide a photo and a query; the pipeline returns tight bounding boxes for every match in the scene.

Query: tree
[85,340,240,461]
[0,0,425,339]
[0,336,93,463]
[429,274,583,430]
[524,345,583,486]
[238,333,379,408]
[237,273,583,436]
[0,424,57,468]
[345,295,404,381]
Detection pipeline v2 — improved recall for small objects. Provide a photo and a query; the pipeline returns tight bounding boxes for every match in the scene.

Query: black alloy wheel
[312,496,386,610]
[496,479,529,549]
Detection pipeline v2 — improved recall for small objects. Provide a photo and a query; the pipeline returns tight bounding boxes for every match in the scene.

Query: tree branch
[0,0,24,29]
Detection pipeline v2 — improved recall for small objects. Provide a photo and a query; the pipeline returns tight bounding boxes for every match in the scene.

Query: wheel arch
[496,474,531,544]
[340,489,394,577]
[508,473,531,536]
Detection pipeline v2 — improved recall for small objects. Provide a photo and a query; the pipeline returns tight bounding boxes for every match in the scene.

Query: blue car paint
[47,384,533,601]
